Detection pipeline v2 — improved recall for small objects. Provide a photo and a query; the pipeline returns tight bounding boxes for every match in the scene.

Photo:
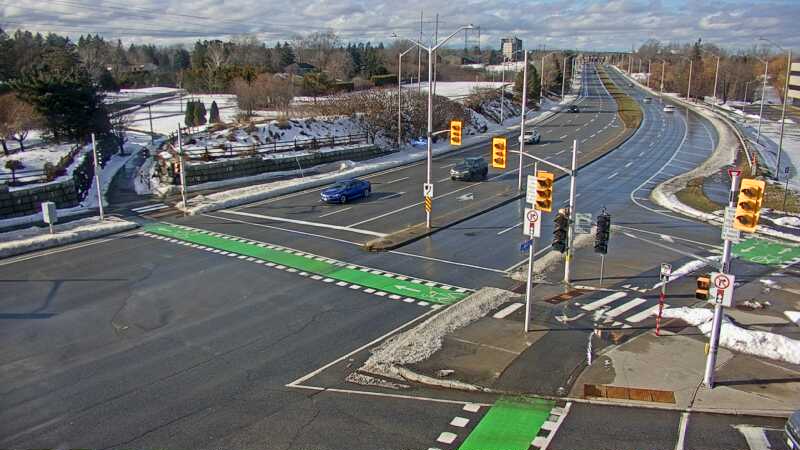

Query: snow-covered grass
[0,140,77,181]
[653,257,718,289]
[402,81,506,100]
[126,94,239,135]
[104,87,182,103]
[0,216,138,259]
[662,306,800,365]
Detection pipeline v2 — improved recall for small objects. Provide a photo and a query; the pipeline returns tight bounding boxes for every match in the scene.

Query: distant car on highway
[411,137,427,147]
[567,105,580,113]
[787,410,800,449]
[450,157,488,181]
[523,128,541,144]
[643,97,652,103]
[320,179,371,203]
[663,105,675,113]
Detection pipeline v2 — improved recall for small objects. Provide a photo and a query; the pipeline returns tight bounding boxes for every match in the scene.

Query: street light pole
[562,55,567,99]
[647,59,652,88]
[713,55,720,103]
[660,60,666,101]
[517,50,529,191]
[776,49,792,176]
[687,59,693,101]
[397,45,417,148]
[756,58,769,144]
[393,25,474,230]
[501,58,506,123]
[564,139,578,285]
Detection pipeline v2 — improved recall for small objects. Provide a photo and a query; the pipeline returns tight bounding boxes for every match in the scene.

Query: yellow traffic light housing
[534,171,554,212]
[695,275,710,300]
[491,137,507,169]
[733,178,765,232]
[449,120,463,146]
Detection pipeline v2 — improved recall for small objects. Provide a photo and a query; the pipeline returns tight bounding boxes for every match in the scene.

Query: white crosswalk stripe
[581,292,627,311]
[603,297,647,319]
[131,203,169,213]
[626,304,669,323]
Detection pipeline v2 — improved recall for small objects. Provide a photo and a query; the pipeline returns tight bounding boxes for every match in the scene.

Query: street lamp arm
[391,33,430,52]
[400,44,417,57]
[509,149,572,175]
[432,25,474,51]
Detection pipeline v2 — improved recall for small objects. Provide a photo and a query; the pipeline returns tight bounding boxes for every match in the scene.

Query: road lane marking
[504,246,551,272]
[440,163,457,169]
[381,192,405,200]
[559,134,568,139]
[384,176,410,184]
[437,176,452,182]
[624,161,633,168]
[733,425,775,450]
[497,222,523,235]
[626,304,668,323]
[493,302,524,318]
[222,209,386,237]
[318,206,352,218]
[389,250,508,274]
[607,172,618,180]
[144,223,469,305]
[131,203,169,213]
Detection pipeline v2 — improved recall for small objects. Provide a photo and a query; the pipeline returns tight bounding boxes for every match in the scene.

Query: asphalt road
[0,64,787,450]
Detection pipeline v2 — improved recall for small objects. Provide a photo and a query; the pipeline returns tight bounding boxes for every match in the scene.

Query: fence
[179,132,370,161]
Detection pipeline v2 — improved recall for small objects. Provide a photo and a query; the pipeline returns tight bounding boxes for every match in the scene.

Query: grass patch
[675,177,723,213]
[597,66,643,130]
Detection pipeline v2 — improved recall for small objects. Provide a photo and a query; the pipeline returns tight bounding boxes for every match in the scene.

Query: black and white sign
[523,207,541,237]
[660,263,672,281]
[526,175,537,205]
[423,183,434,198]
[708,272,735,307]
[721,206,741,242]
[575,213,592,234]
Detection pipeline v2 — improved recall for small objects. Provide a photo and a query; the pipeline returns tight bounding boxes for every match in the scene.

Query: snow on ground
[653,257,718,289]
[785,311,800,326]
[485,61,525,73]
[1,138,77,182]
[104,87,182,103]
[402,81,506,100]
[662,306,800,365]
[126,94,239,135]
[0,216,138,259]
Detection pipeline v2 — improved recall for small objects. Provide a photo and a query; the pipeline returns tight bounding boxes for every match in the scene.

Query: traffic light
[733,178,766,233]
[449,120,463,146]
[552,212,569,253]
[695,275,710,300]
[594,212,611,254]
[491,137,507,169]
[534,171,554,212]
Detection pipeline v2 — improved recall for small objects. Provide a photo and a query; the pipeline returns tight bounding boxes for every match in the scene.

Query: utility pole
[524,160,539,333]
[712,55,720,103]
[564,139,578,284]
[776,49,792,177]
[177,126,187,209]
[540,54,546,100]
[433,14,439,96]
[562,55,567,99]
[660,61,666,101]
[148,105,154,143]
[91,133,104,221]
[418,10,423,97]
[687,59,693,101]
[647,60,652,88]
[756,59,768,143]
[703,170,740,388]
[517,50,529,191]
[500,58,506,124]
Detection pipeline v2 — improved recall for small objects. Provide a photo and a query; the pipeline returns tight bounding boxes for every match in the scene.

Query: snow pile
[784,311,800,326]
[662,306,800,365]
[1,138,86,184]
[360,287,515,381]
[0,216,138,259]
[653,257,717,289]
[773,216,800,229]
[403,81,506,100]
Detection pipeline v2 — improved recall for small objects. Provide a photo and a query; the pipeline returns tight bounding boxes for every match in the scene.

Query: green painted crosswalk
[733,237,800,267]
[142,223,468,305]
[458,397,555,450]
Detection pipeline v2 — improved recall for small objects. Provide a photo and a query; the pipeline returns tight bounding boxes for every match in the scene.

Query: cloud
[0,0,797,51]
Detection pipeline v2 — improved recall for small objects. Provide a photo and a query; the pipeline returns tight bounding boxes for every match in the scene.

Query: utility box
[41,201,57,233]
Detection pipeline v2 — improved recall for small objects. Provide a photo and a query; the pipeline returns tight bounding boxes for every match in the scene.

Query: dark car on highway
[450,157,488,181]
[320,179,371,203]
[568,105,580,113]
[787,410,800,449]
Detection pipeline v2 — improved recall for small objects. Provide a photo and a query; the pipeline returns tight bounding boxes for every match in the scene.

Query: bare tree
[110,112,131,155]
[0,94,39,153]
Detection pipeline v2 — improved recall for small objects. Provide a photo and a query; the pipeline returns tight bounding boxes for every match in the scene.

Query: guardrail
[178,132,371,161]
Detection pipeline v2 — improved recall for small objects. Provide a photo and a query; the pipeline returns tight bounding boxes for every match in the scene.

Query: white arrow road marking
[458,193,474,201]
[733,425,777,450]
[739,246,756,253]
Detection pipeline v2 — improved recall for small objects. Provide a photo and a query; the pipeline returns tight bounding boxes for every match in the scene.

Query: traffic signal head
[491,137,507,169]
[594,213,611,254]
[450,120,463,146]
[534,171,554,212]
[552,213,569,253]
[733,178,765,233]
[695,275,710,300]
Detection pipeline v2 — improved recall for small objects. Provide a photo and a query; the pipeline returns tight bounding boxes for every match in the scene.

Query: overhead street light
[396,43,418,148]
[755,56,769,144]
[759,37,793,178]
[391,24,475,229]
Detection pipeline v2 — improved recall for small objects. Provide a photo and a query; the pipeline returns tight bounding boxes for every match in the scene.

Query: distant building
[501,37,522,61]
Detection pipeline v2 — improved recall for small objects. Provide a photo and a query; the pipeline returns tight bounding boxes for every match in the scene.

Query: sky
[1,0,798,53]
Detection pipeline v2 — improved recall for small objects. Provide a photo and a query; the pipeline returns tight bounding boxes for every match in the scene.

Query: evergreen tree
[184,100,196,127]
[209,100,221,123]
[98,70,119,92]
[193,101,207,126]
[513,63,541,105]
[280,42,295,69]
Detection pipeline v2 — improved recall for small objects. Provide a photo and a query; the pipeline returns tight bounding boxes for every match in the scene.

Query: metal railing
[0,144,82,186]
[179,132,370,161]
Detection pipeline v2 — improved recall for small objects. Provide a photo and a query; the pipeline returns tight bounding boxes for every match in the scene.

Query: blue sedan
[320,179,371,204]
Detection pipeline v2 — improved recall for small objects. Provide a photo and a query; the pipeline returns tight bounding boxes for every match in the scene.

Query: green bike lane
[142,223,469,305]
[733,237,800,268]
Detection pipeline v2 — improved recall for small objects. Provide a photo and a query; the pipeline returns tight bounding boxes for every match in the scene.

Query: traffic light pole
[524,161,539,333]
[517,50,529,191]
[564,139,578,285]
[703,171,740,388]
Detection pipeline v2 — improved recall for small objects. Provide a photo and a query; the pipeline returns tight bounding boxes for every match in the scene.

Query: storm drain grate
[544,288,590,304]
[583,384,676,404]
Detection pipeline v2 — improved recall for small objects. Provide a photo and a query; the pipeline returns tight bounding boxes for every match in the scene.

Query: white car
[663,105,675,113]
[523,128,542,144]
[643,97,652,103]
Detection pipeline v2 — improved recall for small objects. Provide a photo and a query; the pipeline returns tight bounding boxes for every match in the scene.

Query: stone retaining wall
[174,144,389,186]
[0,180,80,219]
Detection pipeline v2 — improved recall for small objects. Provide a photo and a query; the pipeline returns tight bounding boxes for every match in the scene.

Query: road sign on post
[526,175,537,204]
[575,213,592,234]
[708,272,735,307]
[523,208,542,237]
[721,206,741,242]
[660,263,672,281]
[423,183,434,198]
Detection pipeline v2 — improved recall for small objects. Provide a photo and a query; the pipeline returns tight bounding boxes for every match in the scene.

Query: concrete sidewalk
[370,234,800,416]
